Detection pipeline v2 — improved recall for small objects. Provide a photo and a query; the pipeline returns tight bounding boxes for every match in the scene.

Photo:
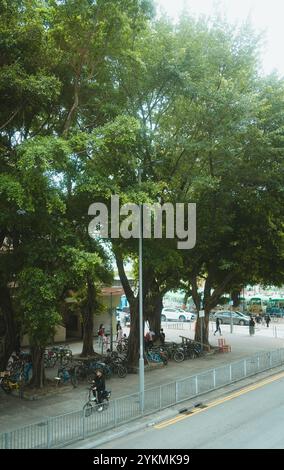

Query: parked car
[213,310,250,326]
[161,307,195,322]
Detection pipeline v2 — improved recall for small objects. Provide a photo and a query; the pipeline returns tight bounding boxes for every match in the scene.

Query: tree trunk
[145,292,163,334]
[81,278,95,357]
[30,345,45,388]
[127,298,140,366]
[115,251,140,365]
[194,312,210,349]
[231,290,241,308]
[0,285,17,370]
[191,275,201,312]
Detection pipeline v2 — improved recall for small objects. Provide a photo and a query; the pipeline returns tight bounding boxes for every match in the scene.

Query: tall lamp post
[138,167,144,412]
[110,291,113,352]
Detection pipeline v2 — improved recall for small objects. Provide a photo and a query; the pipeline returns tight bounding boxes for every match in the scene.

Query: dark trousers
[92,389,106,403]
[214,327,221,335]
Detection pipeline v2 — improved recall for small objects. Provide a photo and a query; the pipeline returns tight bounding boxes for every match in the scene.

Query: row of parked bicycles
[115,337,204,366]
[1,345,129,393]
[53,350,128,387]
[0,351,32,394]
[44,345,73,368]
[1,337,203,394]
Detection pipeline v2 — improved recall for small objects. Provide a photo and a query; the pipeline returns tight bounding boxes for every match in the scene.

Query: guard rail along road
[1,348,284,449]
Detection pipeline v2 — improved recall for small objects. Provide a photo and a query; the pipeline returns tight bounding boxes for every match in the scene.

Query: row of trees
[1,1,284,384]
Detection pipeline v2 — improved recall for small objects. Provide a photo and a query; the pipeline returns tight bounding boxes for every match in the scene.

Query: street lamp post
[229,300,234,333]
[138,168,144,412]
[110,291,113,352]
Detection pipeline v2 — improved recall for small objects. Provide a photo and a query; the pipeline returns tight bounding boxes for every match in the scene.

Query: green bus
[266,298,284,317]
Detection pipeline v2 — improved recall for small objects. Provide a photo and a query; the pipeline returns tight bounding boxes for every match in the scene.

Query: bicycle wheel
[117,365,127,378]
[83,402,93,418]
[0,377,12,393]
[61,352,72,367]
[47,354,57,368]
[173,350,184,362]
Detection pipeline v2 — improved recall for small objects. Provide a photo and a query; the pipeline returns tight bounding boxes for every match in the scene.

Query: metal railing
[163,321,185,330]
[1,348,284,449]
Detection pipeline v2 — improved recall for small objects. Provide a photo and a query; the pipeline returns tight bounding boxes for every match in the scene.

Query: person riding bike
[91,369,109,411]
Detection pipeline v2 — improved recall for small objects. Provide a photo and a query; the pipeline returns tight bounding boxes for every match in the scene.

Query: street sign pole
[199,310,205,351]
[229,300,233,334]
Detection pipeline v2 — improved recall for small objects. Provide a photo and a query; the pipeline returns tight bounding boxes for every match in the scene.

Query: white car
[161,308,195,322]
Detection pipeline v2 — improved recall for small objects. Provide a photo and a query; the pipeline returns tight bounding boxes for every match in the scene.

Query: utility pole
[138,167,144,412]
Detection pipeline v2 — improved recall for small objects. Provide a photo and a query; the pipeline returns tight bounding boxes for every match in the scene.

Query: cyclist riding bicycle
[91,369,110,411]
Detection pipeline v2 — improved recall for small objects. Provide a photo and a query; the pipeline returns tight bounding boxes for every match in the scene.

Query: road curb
[65,363,284,449]
[65,410,177,449]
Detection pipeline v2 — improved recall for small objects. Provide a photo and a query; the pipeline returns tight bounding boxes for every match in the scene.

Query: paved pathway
[0,321,283,433]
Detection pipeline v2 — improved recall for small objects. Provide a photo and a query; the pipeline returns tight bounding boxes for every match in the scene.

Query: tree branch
[0,109,20,131]
[63,76,80,137]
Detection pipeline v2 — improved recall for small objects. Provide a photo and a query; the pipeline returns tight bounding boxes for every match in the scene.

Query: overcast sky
[156,0,284,77]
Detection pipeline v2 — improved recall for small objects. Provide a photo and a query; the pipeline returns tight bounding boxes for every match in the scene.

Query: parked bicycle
[145,349,168,365]
[91,360,127,379]
[55,365,78,387]
[173,341,203,362]
[44,345,73,368]
[116,336,128,353]
[0,371,23,395]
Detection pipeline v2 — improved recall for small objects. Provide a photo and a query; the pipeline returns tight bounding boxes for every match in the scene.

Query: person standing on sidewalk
[249,317,255,336]
[265,314,271,328]
[214,317,222,336]
[117,325,123,343]
[98,324,105,350]
[116,321,121,340]
[103,333,110,352]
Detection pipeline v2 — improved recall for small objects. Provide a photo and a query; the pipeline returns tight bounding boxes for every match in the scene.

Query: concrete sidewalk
[0,322,283,434]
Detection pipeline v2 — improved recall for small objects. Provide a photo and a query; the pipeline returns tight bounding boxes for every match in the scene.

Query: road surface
[99,372,284,449]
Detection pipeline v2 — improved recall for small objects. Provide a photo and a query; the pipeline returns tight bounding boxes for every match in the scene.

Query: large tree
[0,0,153,377]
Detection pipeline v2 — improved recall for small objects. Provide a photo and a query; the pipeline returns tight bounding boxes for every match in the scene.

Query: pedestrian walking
[214,318,222,336]
[265,314,271,328]
[159,328,165,345]
[103,334,110,352]
[249,317,255,336]
[116,321,121,340]
[117,325,123,343]
[98,323,105,350]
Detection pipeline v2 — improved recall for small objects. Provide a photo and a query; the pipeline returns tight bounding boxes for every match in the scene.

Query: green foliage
[1,0,284,358]
[18,268,62,347]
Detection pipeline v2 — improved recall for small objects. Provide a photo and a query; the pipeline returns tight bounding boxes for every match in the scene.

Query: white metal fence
[1,348,284,449]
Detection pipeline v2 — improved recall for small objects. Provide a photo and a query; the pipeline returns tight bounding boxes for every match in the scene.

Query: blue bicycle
[145,349,168,365]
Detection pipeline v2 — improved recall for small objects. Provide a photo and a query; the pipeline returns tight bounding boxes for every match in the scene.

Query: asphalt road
[99,372,284,449]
